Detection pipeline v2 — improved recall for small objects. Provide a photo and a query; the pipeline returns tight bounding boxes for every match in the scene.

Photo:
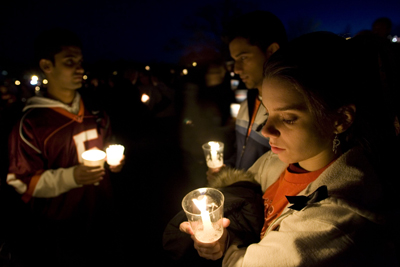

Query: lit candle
[208,141,222,168]
[182,187,224,243]
[81,149,106,185]
[106,144,125,166]
[192,196,214,234]
[81,150,106,167]
[141,93,150,103]
[230,103,240,118]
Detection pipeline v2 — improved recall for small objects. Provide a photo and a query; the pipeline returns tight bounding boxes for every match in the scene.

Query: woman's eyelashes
[283,118,297,125]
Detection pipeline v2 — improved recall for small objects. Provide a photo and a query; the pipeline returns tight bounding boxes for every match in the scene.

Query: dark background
[1,0,400,66]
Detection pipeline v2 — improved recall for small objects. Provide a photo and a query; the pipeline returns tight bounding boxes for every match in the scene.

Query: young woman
[179,31,399,266]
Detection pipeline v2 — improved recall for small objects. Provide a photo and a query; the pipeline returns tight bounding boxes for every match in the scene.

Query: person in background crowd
[207,11,288,180]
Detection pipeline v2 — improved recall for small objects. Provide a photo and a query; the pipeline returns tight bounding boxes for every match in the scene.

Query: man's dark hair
[34,28,82,65]
[223,10,288,52]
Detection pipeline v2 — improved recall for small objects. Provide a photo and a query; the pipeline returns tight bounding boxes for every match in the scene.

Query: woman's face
[261,78,336,171]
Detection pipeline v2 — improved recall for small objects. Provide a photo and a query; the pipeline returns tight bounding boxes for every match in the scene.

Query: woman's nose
[261,118,279,138]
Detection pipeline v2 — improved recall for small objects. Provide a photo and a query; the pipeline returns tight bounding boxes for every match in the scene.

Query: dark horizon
[1,0,399,70]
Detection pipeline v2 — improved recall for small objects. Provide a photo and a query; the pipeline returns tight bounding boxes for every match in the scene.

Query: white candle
[81,150,106,167]
[81,149,106,186]
[192,196,213,233]
[208,141,222,168]
[106,144,125,166]
[141,94,150,103]
[230,103,240,118]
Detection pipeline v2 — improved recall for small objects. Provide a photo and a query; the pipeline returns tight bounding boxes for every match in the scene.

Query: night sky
[1,0,399,66]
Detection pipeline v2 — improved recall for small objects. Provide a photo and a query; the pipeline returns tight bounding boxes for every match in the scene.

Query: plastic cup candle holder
[81,149,106,185]
[202,141,224,168]
[106,144,125,166]
[182,187,224,243]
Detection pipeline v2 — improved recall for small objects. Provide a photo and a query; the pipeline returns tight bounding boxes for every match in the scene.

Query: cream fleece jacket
[222,148,398,267]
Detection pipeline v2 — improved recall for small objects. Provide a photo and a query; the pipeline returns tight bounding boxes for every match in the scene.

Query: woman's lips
[270,144,285,154]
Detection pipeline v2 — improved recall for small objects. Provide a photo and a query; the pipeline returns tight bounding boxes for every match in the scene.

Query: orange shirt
[260,162,334,239]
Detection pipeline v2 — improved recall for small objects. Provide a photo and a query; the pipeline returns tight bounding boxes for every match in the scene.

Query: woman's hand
[179,218,231,260]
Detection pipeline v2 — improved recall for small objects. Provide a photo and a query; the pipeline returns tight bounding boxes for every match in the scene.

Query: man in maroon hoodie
[6,28,124,267]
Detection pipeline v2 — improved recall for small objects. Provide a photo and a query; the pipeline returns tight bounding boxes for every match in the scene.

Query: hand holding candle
[81,149,106,185]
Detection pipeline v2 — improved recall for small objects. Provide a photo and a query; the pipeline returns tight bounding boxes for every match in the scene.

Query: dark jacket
[162,168,264,266]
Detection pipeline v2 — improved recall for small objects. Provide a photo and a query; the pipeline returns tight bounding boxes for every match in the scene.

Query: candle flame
[208,141,220,150]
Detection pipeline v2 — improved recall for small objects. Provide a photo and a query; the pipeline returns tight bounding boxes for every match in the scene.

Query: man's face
[47,46,84,91]
[229,37,268,91]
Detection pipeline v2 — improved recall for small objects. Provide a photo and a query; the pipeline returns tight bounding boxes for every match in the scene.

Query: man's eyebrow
[232,51,248,58]
[63,54,82,59]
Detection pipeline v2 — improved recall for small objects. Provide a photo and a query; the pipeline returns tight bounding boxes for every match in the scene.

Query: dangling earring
[332,134,340,154]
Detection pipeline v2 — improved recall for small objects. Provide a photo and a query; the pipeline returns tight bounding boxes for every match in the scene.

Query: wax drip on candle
[193,196,213,232]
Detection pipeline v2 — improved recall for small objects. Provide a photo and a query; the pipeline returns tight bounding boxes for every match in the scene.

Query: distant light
[1,70,8,76]
[182,69,188,75]
[192,62,197,67]
[112,71,118,75]
[230,72,235,77]
[42,79,48,84]
[392,36,398,43]
[15,80,21,86]
[141,93,150,103]
[83,75,88,80]
[184,119,193,125]
[230,79,239,90]
[346,37,351,40]
[30,75,39,85]
[170,69,175,74]
[145,65,150,71]
[35,86,40,92]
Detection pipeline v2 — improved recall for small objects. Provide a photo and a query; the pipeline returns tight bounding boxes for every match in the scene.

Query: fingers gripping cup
[182,188,224,243]
[81,149,106,185]
[202,141,224,168]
